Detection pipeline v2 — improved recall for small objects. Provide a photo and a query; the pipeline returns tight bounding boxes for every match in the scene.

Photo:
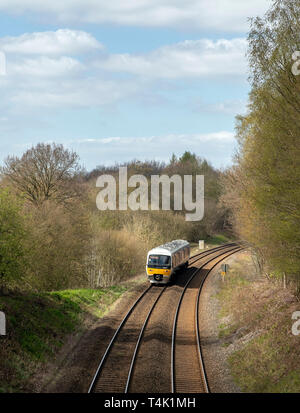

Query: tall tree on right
[222,0,300,288]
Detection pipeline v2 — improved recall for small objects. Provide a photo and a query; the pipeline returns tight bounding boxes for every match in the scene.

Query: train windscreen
[148,255,171,267]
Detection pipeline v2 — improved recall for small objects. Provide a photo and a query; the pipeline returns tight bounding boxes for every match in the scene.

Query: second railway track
[88,243,244,393]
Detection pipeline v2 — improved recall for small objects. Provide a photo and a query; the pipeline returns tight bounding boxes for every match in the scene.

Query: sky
[0,0,272,171]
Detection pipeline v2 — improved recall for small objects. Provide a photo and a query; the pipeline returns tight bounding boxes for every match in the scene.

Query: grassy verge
[190,234,232,255]
[0,278,144,393]
[206,234,231,245]
[216,252,300,393]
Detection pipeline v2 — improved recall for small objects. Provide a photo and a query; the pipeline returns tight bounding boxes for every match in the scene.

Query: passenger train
[146,240,190,284]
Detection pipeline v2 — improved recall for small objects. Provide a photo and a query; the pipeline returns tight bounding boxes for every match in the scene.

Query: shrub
[0,188,26,289]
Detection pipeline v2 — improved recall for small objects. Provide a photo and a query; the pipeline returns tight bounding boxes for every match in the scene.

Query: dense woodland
[222,0,300,292]
[0,145,227,291]
[0,0,299,294]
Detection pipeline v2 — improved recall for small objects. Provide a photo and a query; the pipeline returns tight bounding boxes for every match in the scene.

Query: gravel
[198,262,241,393]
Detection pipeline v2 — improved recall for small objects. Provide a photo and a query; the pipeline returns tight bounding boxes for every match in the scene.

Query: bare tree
[2,143,81,204]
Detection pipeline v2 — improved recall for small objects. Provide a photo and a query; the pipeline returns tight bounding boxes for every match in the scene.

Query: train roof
[148,240,189,256]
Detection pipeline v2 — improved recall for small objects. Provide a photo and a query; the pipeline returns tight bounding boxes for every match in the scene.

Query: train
[146,240,190,284]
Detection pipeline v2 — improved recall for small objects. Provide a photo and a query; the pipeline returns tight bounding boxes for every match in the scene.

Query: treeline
[0,144,227,292]
[222,0,300,292]
[0,144,90,292]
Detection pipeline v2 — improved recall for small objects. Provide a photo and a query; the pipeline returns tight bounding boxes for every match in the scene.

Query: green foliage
[206,234,230,245]
[179,151,198,165]
[0,140,228,291]
[0,286,129,392]
[229,334,300,393]
[223,0,300,285]
[216,252,300,392]
[0,188,26,287]
[24,200,92,291]
[86,152,229,287]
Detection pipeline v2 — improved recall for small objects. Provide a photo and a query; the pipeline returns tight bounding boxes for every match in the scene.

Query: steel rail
[195,247,245,393]
[171,245,242,393]
[125,244,240,393]
[87,284,153,393]
[188,242,237,266]
[124,285,167,393]
[88,243,239,393]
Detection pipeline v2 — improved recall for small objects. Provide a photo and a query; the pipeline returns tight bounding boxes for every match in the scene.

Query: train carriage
[146,240,190,284]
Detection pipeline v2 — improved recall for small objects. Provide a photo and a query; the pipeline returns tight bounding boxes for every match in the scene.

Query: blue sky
[0,0,271,170]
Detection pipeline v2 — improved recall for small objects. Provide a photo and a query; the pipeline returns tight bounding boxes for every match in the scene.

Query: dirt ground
[198,253,243,393]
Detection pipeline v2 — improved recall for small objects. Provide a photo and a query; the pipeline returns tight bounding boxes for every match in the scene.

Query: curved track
[171,245,242,393]
[88,243,243,393]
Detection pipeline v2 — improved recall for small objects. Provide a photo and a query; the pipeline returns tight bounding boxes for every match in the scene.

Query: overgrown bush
[0,188,27,290]
[89,229,145,287]
[221,0,300,290]
[24,200,91,291]
[0,143,229,291]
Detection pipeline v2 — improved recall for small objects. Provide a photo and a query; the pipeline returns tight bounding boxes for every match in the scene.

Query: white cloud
[98,38,247,79]
[0,29,103,55]
[0,29,134,109]
[10,56,83,77]
[6,77,136,109]
[68,132,236,169]
[0,29,249,114]
[0,0,271,32]
[0,132,236,169]
[194,99,247,115]
[72,131,235,151]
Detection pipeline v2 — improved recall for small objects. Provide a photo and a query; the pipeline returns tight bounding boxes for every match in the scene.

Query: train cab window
[148,255,171,268]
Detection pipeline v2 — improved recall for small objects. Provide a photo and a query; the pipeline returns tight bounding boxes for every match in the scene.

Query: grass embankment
[217,252,300,393]
[190,234,231,255]
[206,234,231,246]
[0,280,142,393]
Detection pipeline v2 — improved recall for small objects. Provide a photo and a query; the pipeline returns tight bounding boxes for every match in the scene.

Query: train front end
[146,251,172,284]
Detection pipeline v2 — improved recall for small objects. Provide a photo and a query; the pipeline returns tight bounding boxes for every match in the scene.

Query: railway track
[88,243,243,393]
[171,245,242,393]
[188,242,238,265]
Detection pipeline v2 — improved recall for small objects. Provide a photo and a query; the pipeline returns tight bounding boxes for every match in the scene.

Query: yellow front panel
[147,267,171,276]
